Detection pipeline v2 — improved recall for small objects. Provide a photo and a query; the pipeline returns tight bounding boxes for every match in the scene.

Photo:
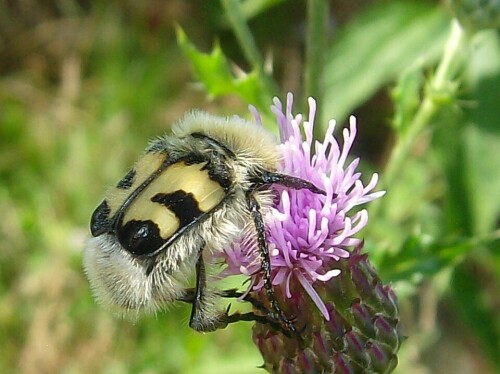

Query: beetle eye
[117,220,164,256]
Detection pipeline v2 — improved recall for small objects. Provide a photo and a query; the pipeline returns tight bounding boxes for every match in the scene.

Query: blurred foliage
[1,0,499,373]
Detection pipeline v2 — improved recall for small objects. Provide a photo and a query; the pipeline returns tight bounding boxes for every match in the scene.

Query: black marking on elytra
[117,219,165,256]
[110,153,178,235]
[152,190,203,228]
[188,134,235,191]
[201,160,232,191]
[90,200,111,236]
[143,190,235,258]
[172,151,232,191]
[117,169,136,189]
[182,151,233,191]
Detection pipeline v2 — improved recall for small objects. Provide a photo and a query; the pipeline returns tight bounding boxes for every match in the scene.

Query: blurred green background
[1,0,499,373]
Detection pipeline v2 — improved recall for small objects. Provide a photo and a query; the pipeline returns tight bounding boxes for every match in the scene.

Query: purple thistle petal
[248,105,263,127]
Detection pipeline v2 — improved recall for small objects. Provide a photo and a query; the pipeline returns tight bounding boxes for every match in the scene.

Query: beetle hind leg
[180,288,298,338]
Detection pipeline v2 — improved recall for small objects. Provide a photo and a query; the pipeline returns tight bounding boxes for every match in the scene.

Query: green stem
[220,0,279,95]
[305,0,329,128]
[370,19,467,221]
[383,19,467,192]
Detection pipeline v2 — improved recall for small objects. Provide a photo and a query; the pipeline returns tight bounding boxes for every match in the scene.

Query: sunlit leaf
[323,1,449,125]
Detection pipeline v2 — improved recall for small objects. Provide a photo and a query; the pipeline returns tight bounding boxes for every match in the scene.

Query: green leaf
[432,30,500,238]
[322,1,449,125]
[432,108,475,236]
[485,235,500,279]
[450,263,500,370]
[377,235,472,284]
[463,30,500,235]
[176,27,274,122]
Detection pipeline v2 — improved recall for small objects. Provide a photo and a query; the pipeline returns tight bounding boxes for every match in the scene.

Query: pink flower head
[222,93,385,320]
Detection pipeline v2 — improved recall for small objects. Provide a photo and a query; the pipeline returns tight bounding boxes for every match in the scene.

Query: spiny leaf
[176,27,274,122]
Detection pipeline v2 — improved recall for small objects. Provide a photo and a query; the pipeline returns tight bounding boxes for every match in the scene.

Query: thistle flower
[222,94,402,373]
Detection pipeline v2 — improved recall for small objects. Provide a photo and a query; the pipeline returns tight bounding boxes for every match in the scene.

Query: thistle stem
[368,19,467,223]
[305,0,329,131]
[383,19,466,187]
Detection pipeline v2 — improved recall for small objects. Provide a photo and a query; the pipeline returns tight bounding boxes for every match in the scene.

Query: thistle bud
[251,244,402,373]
